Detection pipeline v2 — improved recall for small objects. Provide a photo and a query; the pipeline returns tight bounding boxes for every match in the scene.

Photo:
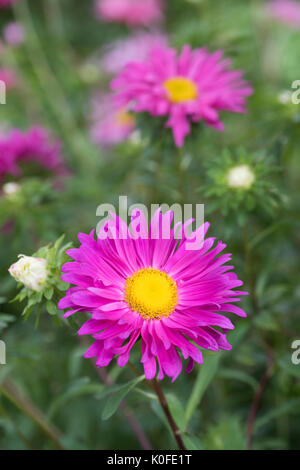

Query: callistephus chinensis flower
[111,45,253,147]
[0,126,68,183]
[95,0,163,27]
[203,148,284,220]
[9,255,48,292]
[59,209,247,381]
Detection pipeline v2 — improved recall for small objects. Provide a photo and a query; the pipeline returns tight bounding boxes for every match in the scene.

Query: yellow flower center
[115,110,135,127]
[163,77,198,103]
[124,268,178,320]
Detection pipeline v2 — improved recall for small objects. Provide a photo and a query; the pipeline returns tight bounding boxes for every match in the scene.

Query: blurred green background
[0,0,299,450]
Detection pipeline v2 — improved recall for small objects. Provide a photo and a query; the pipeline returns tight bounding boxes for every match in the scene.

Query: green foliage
[0,0,299,452]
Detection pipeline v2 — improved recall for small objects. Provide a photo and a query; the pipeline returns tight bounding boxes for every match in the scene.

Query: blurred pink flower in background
[0,0,19,7]
[267,0,300,28]
[90,93,135,147]
[112,45,253,147]
[0,67,18,89]
[0,126,68,183]
[95,0,164,27]
[101,31,168,75]
[3,22,25,46]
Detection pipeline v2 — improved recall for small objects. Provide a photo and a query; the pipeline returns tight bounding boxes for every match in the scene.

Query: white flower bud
[9,255,48,291]
[3,182,20,196]
[227,164,255,189]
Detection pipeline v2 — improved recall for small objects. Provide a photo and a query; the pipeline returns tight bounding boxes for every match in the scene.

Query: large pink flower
[58,209,247,382]
[267,0,300,29]
[90,93,135,147]
[112,45,253,147]
[95,0,163,27]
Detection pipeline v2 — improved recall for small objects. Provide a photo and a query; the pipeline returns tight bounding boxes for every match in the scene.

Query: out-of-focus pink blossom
[90,93,135,147]
[0,126,68,183]
[112,45,253,147]
[3,22,25,46]
[267,0,300,29]
[95,0,164,27]
[0,68,18,90]
[101,31,168,75]
[0,0,20,8]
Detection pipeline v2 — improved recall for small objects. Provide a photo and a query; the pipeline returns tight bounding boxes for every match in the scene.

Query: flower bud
[9,255,48,291]
[3,182,20,197]
[227,164,255,189]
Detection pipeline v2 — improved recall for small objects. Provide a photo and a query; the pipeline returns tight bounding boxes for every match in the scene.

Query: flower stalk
[152,378,186,450]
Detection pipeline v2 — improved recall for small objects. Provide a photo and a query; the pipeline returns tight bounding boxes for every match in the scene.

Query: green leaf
[44,286,54,301]
[255,398,300,430]
[182,433,203,450]
[48,378,104,419]
[185,354,220,427]
[218,368,258,391]
[101,375,145,421]
[46,300,58,316]
[278,356,300,379]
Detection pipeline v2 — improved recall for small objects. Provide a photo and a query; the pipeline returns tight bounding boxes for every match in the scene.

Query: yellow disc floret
[125,268,178,320]
[163,77,198,103]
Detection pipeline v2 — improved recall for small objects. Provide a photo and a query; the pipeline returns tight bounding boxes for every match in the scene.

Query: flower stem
[152,378,186,450]
[177,146,185,205]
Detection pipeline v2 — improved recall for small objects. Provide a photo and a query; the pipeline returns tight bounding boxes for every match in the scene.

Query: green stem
[177,146,185,205]
[152,378,186,450]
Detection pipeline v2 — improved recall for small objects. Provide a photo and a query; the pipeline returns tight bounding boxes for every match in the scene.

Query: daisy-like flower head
[101,31,168,75]
[95,0,164,27]
[111,45,253,147]
[58,209,247,382]
[0,126,68,183]
[90,93,135,147]
[267,0,300,29]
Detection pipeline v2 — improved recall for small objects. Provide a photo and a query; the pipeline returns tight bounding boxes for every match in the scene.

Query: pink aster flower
[267,0,300,29]
[95,0,163,27]
[111,45,253,147]
[3,22,25,46]
[58,209,247,382]
[0,67,18,90]
[101,31,168,75]
[0,126,68,183]
[90,93,135,147]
